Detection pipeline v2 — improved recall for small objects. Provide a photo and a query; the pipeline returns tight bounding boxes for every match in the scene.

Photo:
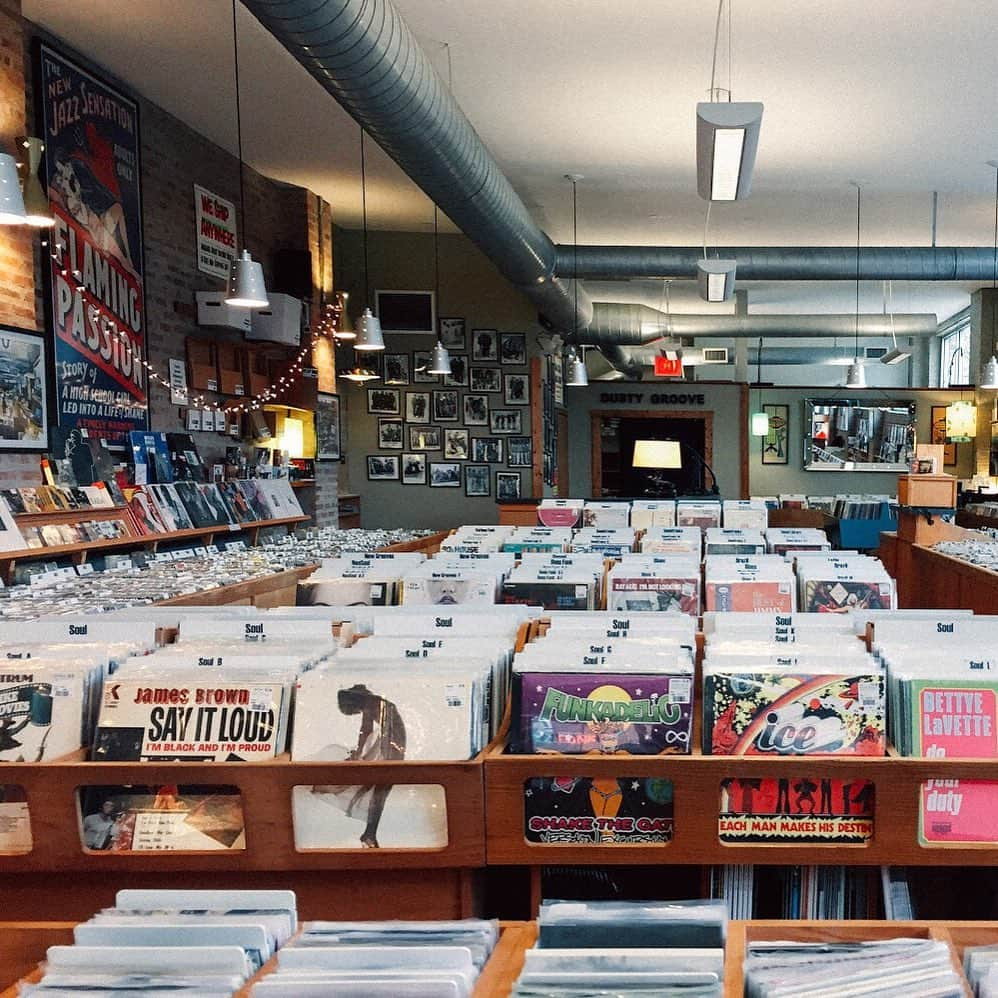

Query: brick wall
[0,9,339,524]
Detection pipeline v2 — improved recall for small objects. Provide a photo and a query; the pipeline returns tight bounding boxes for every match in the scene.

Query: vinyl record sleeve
[0,665,87,761]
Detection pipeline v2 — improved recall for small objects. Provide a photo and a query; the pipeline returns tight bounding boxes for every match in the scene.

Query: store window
[939,323,970,387]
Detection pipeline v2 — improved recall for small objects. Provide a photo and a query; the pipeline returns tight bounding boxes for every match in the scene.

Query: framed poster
[439,317,466,351]
[0,327,47,451]
[401,452,426,485]
[500,333,527,365]
[465,464,490,497]
[315,392,341,461]
[496,471,522,501]
[367,388,400,415]
[762,403,789,465]
[472,329,498,361]
[429,461,461,487]
[367,455,399,480]
[931,405,958,466]
[377,418,404,450]
[39,43,149,447]
[382,353,410,386]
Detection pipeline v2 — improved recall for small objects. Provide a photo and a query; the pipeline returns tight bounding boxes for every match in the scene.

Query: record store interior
[1,0,998,994]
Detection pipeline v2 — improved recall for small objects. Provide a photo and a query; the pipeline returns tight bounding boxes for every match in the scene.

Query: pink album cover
[920,779,998,845]
[705,580,794,613]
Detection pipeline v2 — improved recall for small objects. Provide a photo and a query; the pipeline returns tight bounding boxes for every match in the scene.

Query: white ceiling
[24,0,998,322]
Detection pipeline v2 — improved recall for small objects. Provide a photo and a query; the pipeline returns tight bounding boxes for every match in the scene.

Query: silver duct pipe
[578,302,938,345]
[557,245,998,282]
[613,344,908,367]
[242,0,592,330]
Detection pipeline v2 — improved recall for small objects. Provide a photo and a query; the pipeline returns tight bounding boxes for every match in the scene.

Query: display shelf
[0,515,310,583]
[379,528,453,554]
[484,734,998,870]
[159,564,317,607]
[767,507,837,530]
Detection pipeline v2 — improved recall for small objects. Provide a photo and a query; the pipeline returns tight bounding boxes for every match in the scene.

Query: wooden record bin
[245,346,270,397]
[216,341,247,396]
[185,336,219,392]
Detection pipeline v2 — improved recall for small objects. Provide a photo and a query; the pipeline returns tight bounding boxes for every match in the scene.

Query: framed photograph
[367,388,400,415]
[463,393,489,426]
[472,329,498,362]
[443,427,470,460]
[439,317,466,351]
[500,332,527,365]
[508,436,533,467]
[762,403,790,465]
[382,353,410,385]
[931,404,958,466]
[409,425,442,451]
[553,352,565,405]
[429,461,461,487]
[377,418,404,450]
[316,392,342,461]
[374,290,435,334]
[504,373,530,405]
[490,409,523,434]
[405,391,431,423]
[465,464,491,497]
[413,350,438,383]
[444,353,468,387]
[367,454,399,480]
[0,326,47,451]
[401,452,426,485]
[472,436,503,464]
[432,389,459,422]
[496,471,522,501]
[471,367,502,392]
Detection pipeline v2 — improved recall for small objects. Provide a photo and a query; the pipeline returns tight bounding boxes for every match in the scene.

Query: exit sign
[654,356,684,377]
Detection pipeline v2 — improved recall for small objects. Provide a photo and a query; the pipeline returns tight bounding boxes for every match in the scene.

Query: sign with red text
[194,184,237,281]
[39,43,148,446]
[654,356,684,378]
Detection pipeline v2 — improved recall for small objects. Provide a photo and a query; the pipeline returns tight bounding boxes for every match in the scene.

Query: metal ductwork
[605,344,907,369]
[575,302,938,346]
[557,246,998,282]
[241,0,591,331]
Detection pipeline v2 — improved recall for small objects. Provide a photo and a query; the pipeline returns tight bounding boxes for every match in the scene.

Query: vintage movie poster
[719,776,874,844]
[524,776,674,844]
[39,43,148,446]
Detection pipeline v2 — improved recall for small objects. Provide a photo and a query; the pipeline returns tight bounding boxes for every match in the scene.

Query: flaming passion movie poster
[39,43,148,447]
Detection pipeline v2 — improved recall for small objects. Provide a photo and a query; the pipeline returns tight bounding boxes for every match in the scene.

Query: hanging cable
[703,201,712,260]
[854,183,861,360]
[231,0,247,249]
[708,0,725,99]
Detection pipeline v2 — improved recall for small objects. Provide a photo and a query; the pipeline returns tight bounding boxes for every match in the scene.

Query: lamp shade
[18,137,53,227]
[0,153,26,225]
[696,101,764,201]
[225,249,269,308]
[750,411,770,436]
[946,399,977,441]
[697,258,737,302]
[566,347,588,386]
[981,355,998,390]
[354,307,384,351]
[844,360,867,388]
[340,365,380,383]
[428,340,451,375]
[335,292,355,339]
[633,439,682,469]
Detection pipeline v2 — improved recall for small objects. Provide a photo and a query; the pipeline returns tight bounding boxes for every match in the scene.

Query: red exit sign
[654,356,684,377]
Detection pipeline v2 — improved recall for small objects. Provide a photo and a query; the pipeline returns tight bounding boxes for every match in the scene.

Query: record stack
[510,899,726,996]
[704,554,797,612]
[743,935,964,996]
[19,889,297,995]
[630,499,676,529]
[537,498,585,528]
[676,499,722,532]
[296,552,425,607]
[403,550,513,605]
[795,552,896,612]
[502,526,574,554]
[570,526,636,556]
[606,553,701,615]
[440,524,516,553]
[704,527,767,555]
[582,500,632,528]
[722,499,769,530]
[251,918,498,996]
[764,527,831,555]
[639,525,703,556]
[501,552,605,610]
[966,944,998,997]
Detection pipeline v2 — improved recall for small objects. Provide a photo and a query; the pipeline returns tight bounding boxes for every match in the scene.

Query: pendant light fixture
[879,280,911,365]
[565,174,588,386]
[340,365,380,383]
[354,128,385,352]
[0,147,26,225]
[224,0,268,308]
[427,204,451,375]
[335,291,356,340]
[982,161,998,391]
[845,181,866,389]
[16,137,53,227]
[750,336,769,436]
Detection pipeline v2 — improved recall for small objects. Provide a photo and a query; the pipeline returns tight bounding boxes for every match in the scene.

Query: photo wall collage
[365,321,530,501]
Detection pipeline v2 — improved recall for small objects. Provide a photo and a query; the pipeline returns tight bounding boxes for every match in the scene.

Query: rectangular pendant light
[696,102,764,201]
[697,259,737,302]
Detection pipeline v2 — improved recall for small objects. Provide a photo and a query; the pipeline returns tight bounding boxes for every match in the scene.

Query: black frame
[439,317,466,351]
[443,427,470,460]
[413,350,438,384]
[429,461,462,487]
[444,353,469,387]
[377,417,404,450]
[0,325,48,452]
[504,372,530,406]
[471,328,498,362]
[405,391,431,423]
[432,389,460,422]
[500,333,527,365]
[471,436,504,464]
[464,463,491,497]
[401,452,426,485]
[470,367,502,392]
[463,394,490,425]
[382,353,411,386]
[366,454,400,480]
[496,471,522,501]
[409,425,442,451]
[507,435,533,467]
[490,409,523,434]
[367,388,400,415]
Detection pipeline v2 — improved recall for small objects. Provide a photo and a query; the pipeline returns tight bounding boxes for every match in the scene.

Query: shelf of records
[308,522,893,614]
[0,477,309,581]
[5,896,998,998]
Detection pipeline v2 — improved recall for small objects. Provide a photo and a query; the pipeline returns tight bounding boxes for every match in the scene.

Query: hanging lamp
[335,291,356,340]
[340,365,380,383]
[426,204,451,375]
[16,137,53,227]
[0,148,25,225]
[879,280,910,365]
[353,130,385,351]
[565,174,588,386]
[844,181,866,388]
[750,336,769,436]
[224,0,267,308]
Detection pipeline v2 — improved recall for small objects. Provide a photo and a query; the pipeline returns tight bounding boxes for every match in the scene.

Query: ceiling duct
[573,302,938,346]
[556,245,998,282]
[242,0,592,332]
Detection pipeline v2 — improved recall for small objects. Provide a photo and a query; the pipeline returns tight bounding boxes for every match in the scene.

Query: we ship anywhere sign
[40,44,148,446]
[194,184,236,280]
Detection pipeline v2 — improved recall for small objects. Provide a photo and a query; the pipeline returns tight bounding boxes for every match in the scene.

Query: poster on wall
[930,405,957,466]
[193,184,236,281]
[762,403,789,465]
[315,392,341,461]
[38,43,148,448]
[0,327,48,450]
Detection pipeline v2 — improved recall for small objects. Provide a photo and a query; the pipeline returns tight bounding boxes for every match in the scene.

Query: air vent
[701,347,729,363]
[864,346,887,360]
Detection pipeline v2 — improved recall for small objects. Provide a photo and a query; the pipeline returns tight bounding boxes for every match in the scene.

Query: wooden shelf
[380,529,452,555]
[290,479,316,488]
